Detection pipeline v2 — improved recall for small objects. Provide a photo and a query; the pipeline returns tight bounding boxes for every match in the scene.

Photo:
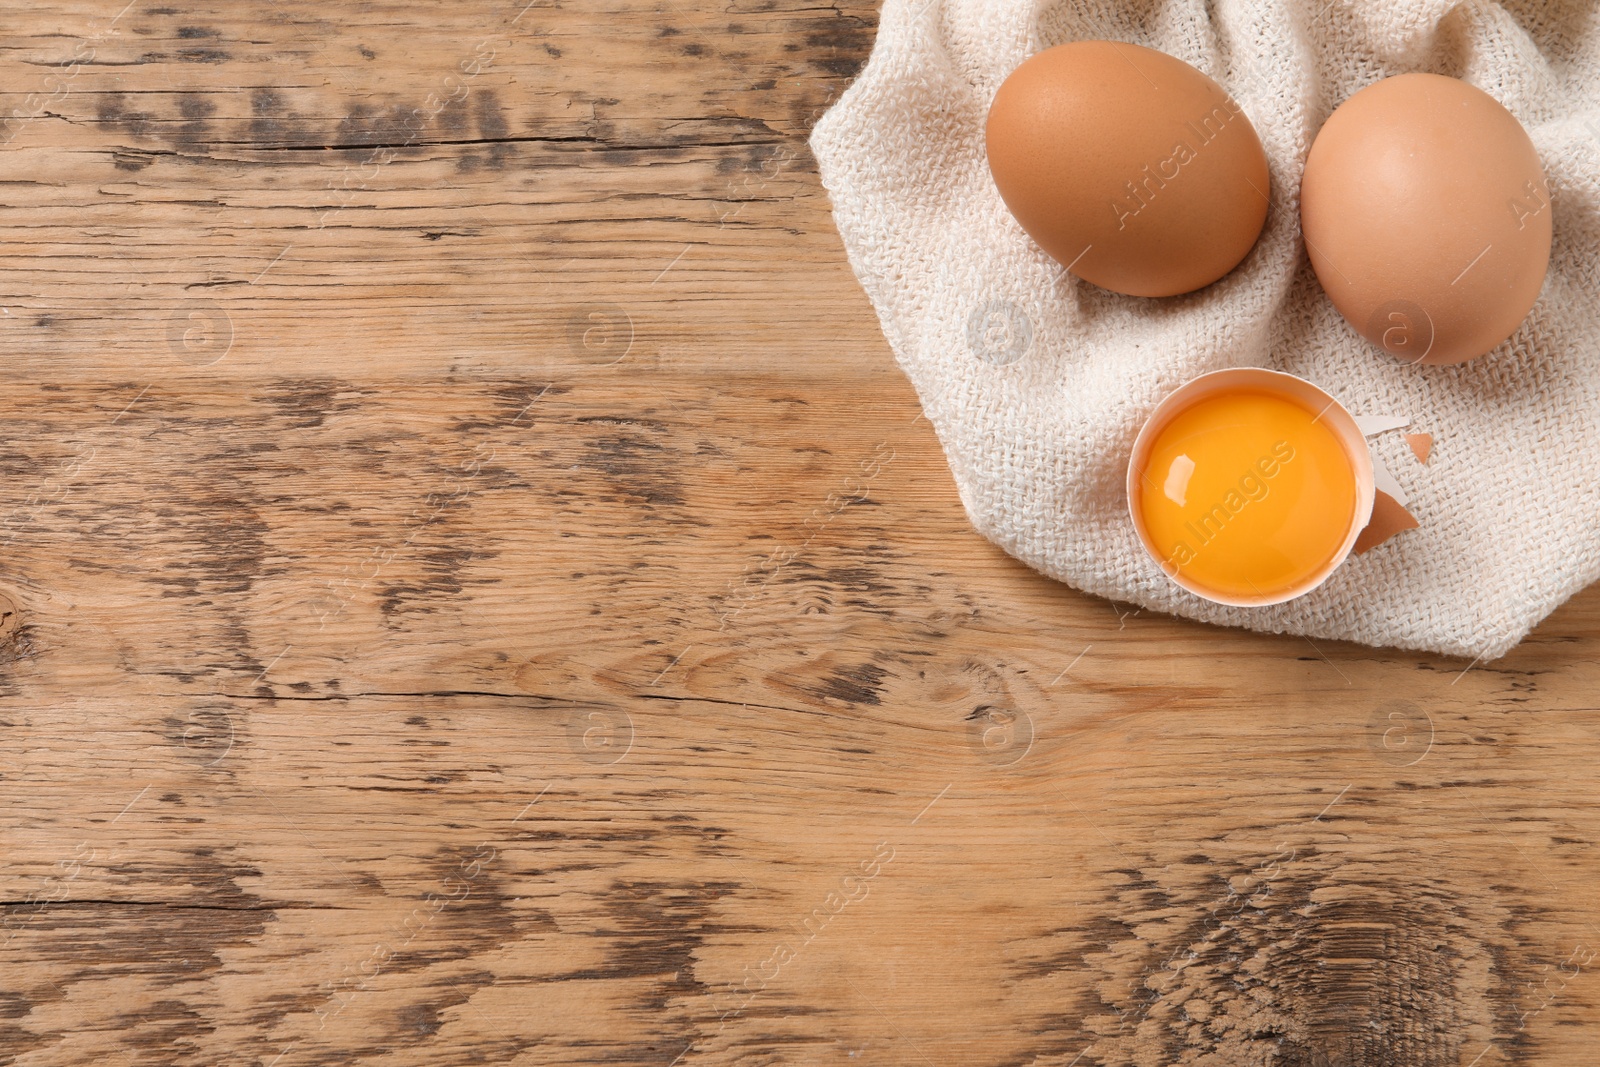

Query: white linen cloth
[809,0,1600,660]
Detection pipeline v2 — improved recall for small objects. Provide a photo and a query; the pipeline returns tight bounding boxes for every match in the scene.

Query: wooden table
[3,2,1598,1064]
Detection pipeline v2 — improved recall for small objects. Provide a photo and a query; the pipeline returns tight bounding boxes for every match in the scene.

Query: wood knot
[1066,852,1530,1066]
[0,590,21,644]
[936,658,1047,768]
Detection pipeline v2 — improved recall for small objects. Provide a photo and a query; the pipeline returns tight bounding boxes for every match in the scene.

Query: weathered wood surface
[2,2,1599,1064]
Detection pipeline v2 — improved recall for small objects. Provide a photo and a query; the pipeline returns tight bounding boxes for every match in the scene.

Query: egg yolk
[1135,389,1358,600]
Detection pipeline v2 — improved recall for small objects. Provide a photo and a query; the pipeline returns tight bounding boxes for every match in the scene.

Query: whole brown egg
[1300,73,1552,365]
[984,40,1271,298]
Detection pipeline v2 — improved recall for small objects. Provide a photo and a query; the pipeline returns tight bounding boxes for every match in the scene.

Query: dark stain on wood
[334,99,434,156]
[88,79,799,167]
[435,93,473,143]
[578,426,687,509]
[816,661,888,706]
[377,545,484,621]
[319,849,547,1056]
[248,88,295,148]
[0,849,268,1059]
[471,89,512,167]
[179,47,232,64]
[803,19,875,81]
[176,94,216,150]
[769,653,893,709]
[453,382,570,433]
[153,493,269,598]
[556,883,742,1023]
[257,378,368,430]
[97,92,155,140]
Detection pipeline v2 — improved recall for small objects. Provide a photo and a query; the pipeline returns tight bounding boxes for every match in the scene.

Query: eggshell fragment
[1405,432,1432,463]
[1353,489,1420,555]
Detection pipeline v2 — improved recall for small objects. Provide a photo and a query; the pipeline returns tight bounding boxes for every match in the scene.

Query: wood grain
[2,2,1599,1065]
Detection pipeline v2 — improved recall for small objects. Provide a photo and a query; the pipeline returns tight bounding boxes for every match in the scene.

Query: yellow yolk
[1136,389,1358,600]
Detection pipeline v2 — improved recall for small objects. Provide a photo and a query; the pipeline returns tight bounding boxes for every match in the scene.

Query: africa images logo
[1163,440,1295,573]
[1112,97,1248,230]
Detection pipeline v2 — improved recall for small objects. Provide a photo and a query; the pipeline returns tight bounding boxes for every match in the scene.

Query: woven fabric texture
[809,0,1600,660]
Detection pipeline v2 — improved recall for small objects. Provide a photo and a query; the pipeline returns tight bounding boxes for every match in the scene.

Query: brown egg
[984,41,1271,297]
[1300,73,1551,365]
